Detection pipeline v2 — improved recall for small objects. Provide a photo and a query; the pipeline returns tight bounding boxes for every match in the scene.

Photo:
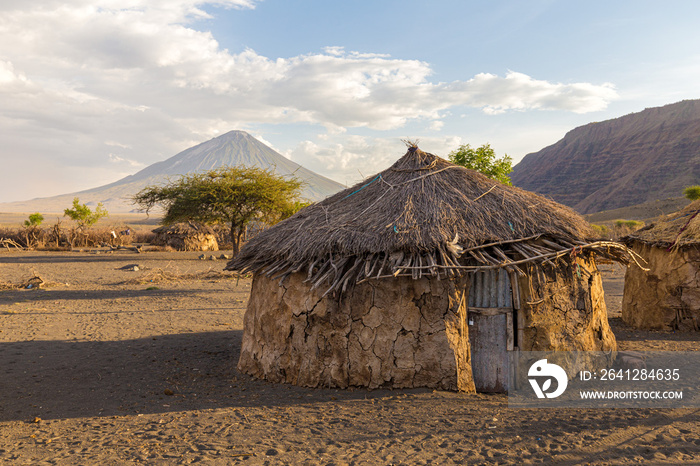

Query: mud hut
[227,146,640,392]
[622,201,700,331]
[152,222,219,252]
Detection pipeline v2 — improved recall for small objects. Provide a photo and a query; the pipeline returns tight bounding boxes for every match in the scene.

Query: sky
[1,0,699,203]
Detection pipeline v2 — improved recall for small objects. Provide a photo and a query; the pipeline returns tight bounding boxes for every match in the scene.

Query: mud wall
[622,243,700,331]
[518,256,617,354]
[152,233,218,251]
[238,273,476,392]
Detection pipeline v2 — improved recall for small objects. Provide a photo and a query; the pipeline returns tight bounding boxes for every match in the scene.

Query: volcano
[0,131,345,213]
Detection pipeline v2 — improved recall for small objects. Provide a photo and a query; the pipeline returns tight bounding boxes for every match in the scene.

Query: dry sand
[0,250,698,465]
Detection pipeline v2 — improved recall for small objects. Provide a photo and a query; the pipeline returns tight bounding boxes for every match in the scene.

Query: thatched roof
[153,222,215,236]
[623,200,700,249]
[227,146,640,294]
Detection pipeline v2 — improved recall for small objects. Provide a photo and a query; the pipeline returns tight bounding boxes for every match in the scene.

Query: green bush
[683,185,700,201]
[590,224,610,235]
[64,197,108,228]
[614,219,645,230]
[24,212,44,227]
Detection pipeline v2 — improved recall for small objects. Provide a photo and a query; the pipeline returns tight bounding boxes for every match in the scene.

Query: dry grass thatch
[623,200,700,249]
[227,146,642,294]
[152,222,216,236]
[152,222,218,252]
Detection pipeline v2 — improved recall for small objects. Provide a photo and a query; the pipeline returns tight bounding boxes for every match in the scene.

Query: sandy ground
[0,250,698,465]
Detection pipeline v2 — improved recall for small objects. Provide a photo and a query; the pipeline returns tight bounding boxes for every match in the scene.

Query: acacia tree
[132,166,305,254]
[448,143,513,185]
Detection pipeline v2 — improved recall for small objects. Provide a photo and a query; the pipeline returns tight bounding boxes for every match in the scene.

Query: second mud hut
[152,222,219,252]
[622,200,700,331]
[227,146,641,392]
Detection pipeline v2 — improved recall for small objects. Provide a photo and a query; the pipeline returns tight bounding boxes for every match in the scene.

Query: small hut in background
[227,146,639,392]
[622,201,700,331]
[152,222,219,252]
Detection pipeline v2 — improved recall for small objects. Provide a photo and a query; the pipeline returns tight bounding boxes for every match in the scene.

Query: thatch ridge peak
[226,146,645,294]
[230,146,593,261]
[623,199,700,248]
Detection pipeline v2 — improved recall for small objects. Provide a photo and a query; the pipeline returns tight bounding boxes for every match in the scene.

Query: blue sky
[1,0,699,202]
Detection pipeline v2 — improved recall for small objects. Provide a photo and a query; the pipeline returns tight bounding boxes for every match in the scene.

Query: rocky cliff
[511,100,700,214]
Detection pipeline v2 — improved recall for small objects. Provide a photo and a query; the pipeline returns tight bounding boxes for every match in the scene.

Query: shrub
[24,213,44,227]
[608,219,646,239]
[64,197,108,229]
[590,224,610,236]
[683,185,700,201]
[0,227,22,244]
[614,220,645,230]
[20,213,45,249]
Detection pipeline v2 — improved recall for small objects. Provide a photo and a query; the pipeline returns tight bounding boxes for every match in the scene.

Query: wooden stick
[540,238,568,251]
[473,185,497,202]
[461,234,542,254]
[399,241,644,271]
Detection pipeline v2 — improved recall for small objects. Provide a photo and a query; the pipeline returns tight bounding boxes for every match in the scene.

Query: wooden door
[468,270,514,393]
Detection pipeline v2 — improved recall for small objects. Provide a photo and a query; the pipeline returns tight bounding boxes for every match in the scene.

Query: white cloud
[323,46,345,57]
[0,0,618,202]
[448,71,618,115]
[0,60,25,84]
[429,120,444,131]
[288,135,466,187]
[108,153,145,168]
[105,141,133,149]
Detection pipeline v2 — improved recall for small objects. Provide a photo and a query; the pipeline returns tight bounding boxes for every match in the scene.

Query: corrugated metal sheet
[468,269,512,308]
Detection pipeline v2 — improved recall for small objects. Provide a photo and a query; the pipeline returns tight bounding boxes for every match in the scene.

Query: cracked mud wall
[622,243,700,331]
[238,272,476,392]
[518,256,616,355]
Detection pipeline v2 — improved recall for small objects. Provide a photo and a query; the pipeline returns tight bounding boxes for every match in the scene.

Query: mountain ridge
[0,131,344,213]
[511,99,700,214]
